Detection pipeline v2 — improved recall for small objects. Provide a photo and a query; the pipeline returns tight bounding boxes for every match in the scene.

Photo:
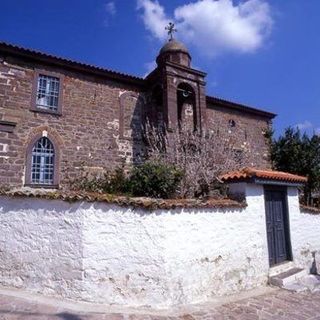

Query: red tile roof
[220,167,307,184]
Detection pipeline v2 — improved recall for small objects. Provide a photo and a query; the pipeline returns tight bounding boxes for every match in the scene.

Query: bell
[182,90,189,98]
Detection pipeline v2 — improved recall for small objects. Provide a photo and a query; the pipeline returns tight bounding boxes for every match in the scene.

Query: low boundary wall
[0,184,319,308]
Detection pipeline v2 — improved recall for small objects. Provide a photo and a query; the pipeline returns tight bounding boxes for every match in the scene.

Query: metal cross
[165,22,177,40]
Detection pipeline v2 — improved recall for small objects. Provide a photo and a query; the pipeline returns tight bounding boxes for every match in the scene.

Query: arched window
[30,137,55,185]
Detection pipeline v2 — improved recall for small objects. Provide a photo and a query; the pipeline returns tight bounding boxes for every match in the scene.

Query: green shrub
[104,166,129,194]
[128,161,183,199]
[71,166,130,194]
[71,162,183,199]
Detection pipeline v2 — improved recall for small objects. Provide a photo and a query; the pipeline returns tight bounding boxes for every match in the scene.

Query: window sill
[24,184,59,189]
[30,108,62,116]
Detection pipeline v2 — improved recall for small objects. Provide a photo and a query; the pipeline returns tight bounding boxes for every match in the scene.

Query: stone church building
[0,39,275,189]
[1,38,320,309]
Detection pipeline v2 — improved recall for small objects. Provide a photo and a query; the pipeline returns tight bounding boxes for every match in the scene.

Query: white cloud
[295,121,320,136]
[209,80,219,88]
[296,120,313,131]
[137,0,273,57]
[143,61,157,77]
[104,1,116,26]
[137,0,170,40]
[105,2,116,15]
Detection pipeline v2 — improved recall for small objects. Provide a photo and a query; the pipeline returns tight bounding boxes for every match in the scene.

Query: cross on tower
[165,22,177,41]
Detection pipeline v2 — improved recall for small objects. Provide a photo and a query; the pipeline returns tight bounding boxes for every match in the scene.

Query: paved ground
[0,289,320,320]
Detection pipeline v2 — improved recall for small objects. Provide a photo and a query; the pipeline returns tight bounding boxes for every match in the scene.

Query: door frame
[264,185,293,267]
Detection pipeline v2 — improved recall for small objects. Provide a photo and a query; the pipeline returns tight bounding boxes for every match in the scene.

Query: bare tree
[143,122,250,198]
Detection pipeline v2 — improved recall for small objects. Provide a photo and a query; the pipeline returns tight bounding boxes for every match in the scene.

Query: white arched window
[31,137,55,185]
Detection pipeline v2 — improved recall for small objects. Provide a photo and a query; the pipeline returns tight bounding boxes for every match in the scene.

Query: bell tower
[146,23,207,132]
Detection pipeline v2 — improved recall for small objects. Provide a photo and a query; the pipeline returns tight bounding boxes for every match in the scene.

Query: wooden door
[265,187,292,266]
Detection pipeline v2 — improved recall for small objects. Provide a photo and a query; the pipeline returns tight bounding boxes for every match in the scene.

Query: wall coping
[300,204,320,215]
[0,188,246,211]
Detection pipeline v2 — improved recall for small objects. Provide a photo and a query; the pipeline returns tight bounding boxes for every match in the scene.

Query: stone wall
[0,52,274,189]
[206,105,271,169]
[0,56,144,187]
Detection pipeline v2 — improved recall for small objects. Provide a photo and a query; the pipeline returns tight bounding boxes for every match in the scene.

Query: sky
[0,0,319,136]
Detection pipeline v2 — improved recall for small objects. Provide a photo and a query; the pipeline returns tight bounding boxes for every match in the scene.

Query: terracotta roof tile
[220,167,307,184]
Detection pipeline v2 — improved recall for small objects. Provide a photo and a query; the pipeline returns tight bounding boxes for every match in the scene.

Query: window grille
[36,74,60,111]
[31,137,55,185]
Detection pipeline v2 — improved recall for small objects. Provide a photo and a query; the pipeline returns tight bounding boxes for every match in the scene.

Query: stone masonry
[0,41,275,189]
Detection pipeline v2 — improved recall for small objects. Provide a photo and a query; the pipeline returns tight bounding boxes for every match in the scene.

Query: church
[1,32,320,310]
[0,33,275,189]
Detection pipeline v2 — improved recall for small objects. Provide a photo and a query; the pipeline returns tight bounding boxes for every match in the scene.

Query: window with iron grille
[31,137,55,185]
[36,74,60,111]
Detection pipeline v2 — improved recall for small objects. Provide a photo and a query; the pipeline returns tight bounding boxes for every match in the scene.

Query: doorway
[264,186,292,267]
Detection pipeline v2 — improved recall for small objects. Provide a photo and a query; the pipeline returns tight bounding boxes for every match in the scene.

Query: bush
[143,122,249,198]
[71,162,183,199]
[128,161,183,199]
[71,166,129,194]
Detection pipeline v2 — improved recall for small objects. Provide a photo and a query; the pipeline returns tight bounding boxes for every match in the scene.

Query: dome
[157,39,191,67]
[159,39,189,55]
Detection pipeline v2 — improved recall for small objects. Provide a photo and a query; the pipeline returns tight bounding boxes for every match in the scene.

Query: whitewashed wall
[163,184,269,306]
[0,199,84,300]
[288,187,320,272]
[0,184,319,308]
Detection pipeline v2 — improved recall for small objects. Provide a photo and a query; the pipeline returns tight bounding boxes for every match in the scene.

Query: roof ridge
[0,41,277,116]
[206,95,276,119]
[0,41,145,85]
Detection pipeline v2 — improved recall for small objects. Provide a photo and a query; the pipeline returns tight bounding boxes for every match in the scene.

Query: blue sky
[0,0,319,136]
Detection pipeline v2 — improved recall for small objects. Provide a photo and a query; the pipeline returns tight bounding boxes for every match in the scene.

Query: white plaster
[0,184,319,308]
[107,119,119,131]
[288,187,320,272]
[119,90,127,97]
[0,72,8,79]
[0,185,269,308]
[8,68,26,77]
[0,143,9,153]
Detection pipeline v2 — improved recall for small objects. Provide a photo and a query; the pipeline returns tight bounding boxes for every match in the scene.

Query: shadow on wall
[131,93,147,165]
[56,313,83,320]
[0,196,82,214]
[310,251,318,275]
[120,91,147,165]
[0,311,83,319]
